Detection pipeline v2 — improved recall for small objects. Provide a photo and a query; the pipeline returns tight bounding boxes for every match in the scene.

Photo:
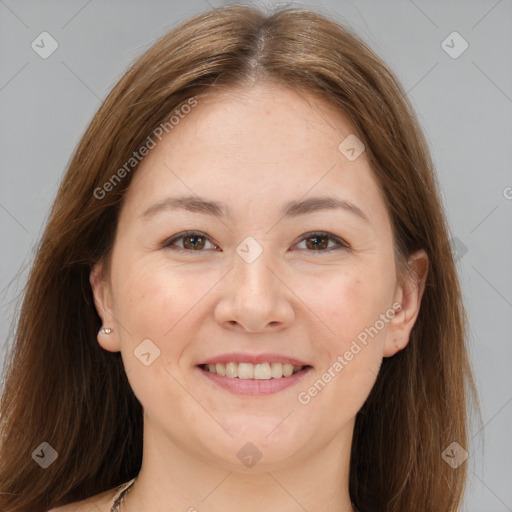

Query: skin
[81,80,428,512]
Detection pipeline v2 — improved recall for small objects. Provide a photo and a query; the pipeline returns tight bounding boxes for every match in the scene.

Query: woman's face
[91,80,423,471]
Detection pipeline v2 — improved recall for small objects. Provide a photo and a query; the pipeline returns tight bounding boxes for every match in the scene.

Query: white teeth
[225,362,237,378]
[271,362,283,378]
[254,363,271,380]
[237,362,254,379]
[282,363,294,377]
[203,362,305,379]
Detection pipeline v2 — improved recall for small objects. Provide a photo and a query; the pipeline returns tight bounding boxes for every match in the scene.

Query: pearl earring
[100,327,113,335]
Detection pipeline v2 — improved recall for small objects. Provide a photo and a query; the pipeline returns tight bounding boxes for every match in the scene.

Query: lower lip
[196,366,313,395]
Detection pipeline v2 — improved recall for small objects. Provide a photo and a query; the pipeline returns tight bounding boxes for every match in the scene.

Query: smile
[197,363,313,395]
[199,362,306,379]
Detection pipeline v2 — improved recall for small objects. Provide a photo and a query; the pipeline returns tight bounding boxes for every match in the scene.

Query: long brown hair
[0,4,477,511]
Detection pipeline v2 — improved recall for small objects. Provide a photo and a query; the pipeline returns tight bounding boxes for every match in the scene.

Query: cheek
[297,265,393,411]
[313,264,394,345]
[113,260,203,413]
[111,257,202,338]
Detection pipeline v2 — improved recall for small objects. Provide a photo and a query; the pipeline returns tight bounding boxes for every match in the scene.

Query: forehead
[119,80,389,231]
[190,80,356,152]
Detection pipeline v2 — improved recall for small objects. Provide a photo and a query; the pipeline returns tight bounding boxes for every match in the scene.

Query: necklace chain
[111,477,137,512]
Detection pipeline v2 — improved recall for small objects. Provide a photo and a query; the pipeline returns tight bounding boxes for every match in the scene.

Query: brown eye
[295,232,349,253]
[163,231,218,252]
[162,230,348,254]
[182,234,206,250]
[305,234,329,250]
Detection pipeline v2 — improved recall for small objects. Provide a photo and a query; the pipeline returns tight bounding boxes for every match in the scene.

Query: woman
[0,4,477,512]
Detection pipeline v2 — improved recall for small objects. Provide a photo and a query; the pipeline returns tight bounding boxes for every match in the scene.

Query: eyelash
[161,230,350,254]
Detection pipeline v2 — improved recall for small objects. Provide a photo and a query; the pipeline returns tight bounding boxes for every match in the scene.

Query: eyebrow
[141,194,369,223]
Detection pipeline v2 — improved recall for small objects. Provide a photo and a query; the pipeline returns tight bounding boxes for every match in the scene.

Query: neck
[123,420,356,512]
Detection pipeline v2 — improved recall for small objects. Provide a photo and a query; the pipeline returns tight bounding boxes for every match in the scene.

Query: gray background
[1,0,511,510]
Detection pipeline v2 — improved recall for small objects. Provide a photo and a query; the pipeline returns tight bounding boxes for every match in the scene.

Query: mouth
[195,357,313,396]
[197,362,311,379]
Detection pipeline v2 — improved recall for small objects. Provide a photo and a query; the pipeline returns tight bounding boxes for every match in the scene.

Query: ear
[383,249,429,357]
[89,262,121,352]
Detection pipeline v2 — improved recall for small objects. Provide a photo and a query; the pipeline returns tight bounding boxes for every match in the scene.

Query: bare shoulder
[47,485,118,512]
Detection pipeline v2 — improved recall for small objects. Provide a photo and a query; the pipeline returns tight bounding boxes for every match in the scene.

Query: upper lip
[198,353,312,367]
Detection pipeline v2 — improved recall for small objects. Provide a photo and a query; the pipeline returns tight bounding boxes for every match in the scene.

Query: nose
[213,247,295,333]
